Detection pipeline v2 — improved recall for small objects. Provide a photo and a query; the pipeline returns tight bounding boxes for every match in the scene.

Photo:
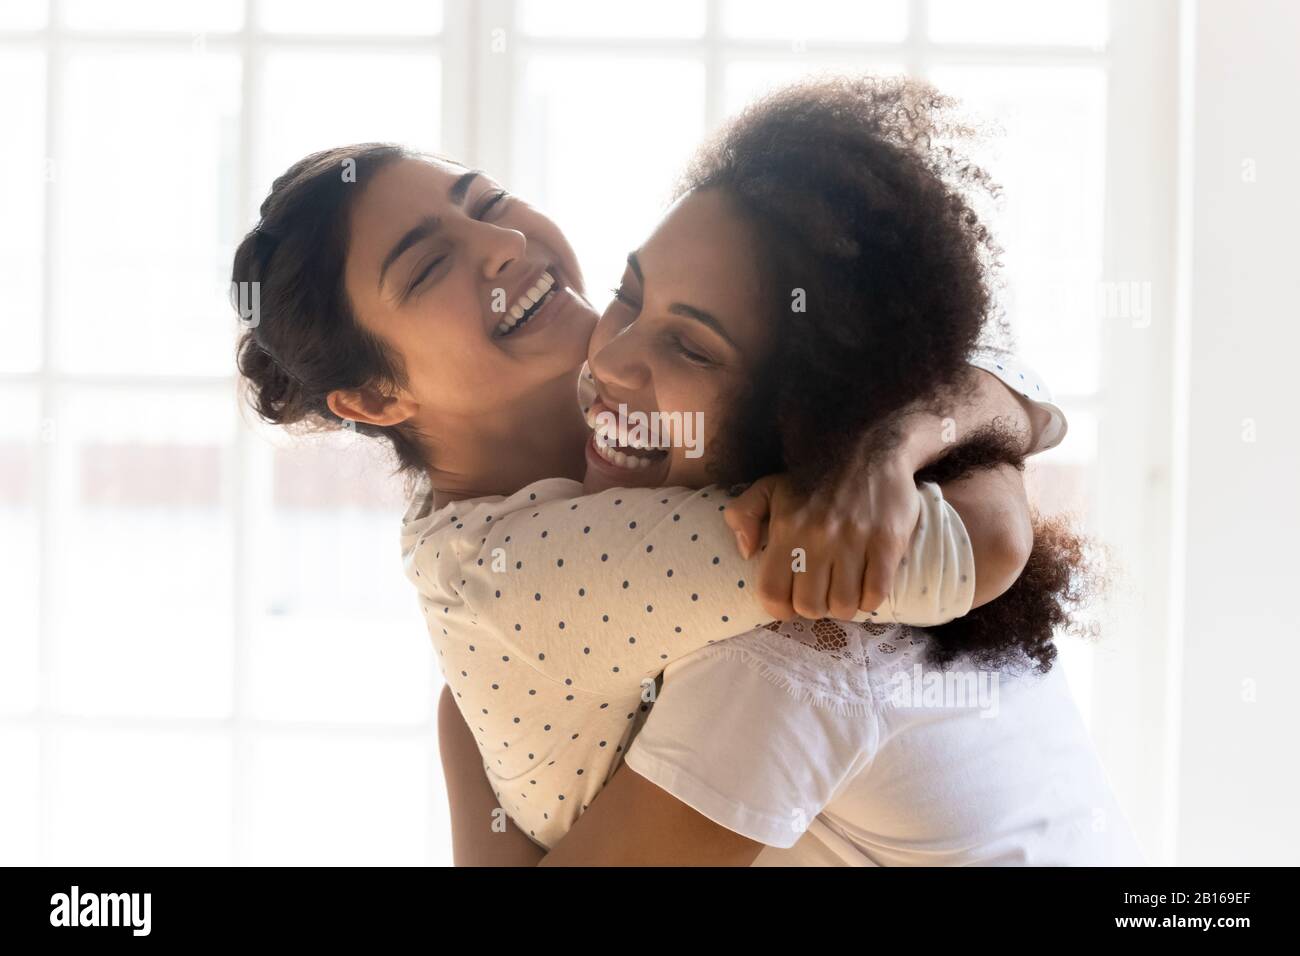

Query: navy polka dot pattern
[967,348,1069,453]
[397,353,1064,848]
[400,474,978,850]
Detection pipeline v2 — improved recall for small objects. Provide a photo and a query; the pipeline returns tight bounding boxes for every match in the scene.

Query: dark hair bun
[235,329,309,426]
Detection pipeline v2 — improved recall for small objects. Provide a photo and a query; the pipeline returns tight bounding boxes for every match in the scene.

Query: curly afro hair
[680,75,1096,672]
[677,74,1006,494]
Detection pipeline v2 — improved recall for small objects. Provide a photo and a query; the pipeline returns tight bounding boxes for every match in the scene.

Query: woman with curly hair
[432,76,1139,865]
[229,72,1122,863]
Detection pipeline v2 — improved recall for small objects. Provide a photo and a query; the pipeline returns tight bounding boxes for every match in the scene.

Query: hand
[723,465,922,621]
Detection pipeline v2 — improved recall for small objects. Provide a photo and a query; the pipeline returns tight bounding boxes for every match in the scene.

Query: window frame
[1,0,1182,865]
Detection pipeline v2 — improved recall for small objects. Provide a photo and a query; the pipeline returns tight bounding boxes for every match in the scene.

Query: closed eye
[405,254,447,300]
[668,333,715,367]
[610,285,640,309]
[474,189,510,220]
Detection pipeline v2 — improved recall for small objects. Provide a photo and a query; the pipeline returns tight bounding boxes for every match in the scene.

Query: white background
[0,0,1295,866]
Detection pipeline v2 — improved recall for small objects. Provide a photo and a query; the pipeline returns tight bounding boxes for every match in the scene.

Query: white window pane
[0,729,39,865]
[0,0,46,30]
[244,436,433,725]
[928,0,1108,47]
[243,733,432,864]
[724,59,905,116]
[62,0,243,32]
[930,65,1108,396]
[722,0,908,42]
[48,388,234,719]
[518,0,705,38]
[0,51,45,373]
[259,0,442,35]
[0,388,41,716]
[515,55,706,301]
[1026,407,1097,519]
[254,50,441,216]
[49,727,232,865]
[55,50,241,376]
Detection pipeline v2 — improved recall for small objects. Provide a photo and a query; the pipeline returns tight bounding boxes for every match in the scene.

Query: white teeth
[496,271,556,336]
[590,425,660,470]
[495,271,558,337]
[517,273,552,310]
[588,411,666,452]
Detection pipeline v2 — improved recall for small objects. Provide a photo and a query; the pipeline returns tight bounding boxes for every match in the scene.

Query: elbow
[970,506,1033,609]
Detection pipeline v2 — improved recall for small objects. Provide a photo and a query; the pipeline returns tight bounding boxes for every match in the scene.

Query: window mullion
[229,0,262,867]
[34,0,64,870]
[472,0,516,175]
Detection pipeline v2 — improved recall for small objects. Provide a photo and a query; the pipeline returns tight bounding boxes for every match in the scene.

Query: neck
[422,370,590,503]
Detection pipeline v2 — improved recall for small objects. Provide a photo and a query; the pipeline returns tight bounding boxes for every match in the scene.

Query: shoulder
[967,348,1068,453]
[683,619,930,718]
[400,477,583,554]
[400,476,582,592]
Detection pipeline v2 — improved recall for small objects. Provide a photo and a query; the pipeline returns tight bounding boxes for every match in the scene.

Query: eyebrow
[449,169,480,205]
[627,250,736,348]
[668,303,737,348]
[377,171,482,290]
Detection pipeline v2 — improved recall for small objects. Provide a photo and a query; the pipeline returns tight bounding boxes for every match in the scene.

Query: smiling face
[340,157,598,438]
[582,188,773,494]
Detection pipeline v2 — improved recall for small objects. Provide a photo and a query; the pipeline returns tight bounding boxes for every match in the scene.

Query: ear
[326,386,416,428]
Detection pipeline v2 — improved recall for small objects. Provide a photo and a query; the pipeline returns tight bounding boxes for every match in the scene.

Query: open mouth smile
[493,269,559,338]
[583,399,671,472]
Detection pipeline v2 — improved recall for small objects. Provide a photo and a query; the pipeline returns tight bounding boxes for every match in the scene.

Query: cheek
[668,376,725,439]
[400,295,497,392]
[514,204,584,288]
[678,372,743,474]
[655,375,724,457]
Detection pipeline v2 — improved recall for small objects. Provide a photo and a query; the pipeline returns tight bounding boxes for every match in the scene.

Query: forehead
[638,189,757,286]
[345,159,480,312]
[348,157,464,263]
[637,189,765,346]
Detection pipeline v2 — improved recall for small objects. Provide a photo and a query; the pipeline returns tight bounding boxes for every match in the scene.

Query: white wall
[1175,0,1300,864]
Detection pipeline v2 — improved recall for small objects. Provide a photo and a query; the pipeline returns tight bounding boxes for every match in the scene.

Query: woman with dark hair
[229,76,1112,864]
[431,77,1138,865]
[229,136,1039,624]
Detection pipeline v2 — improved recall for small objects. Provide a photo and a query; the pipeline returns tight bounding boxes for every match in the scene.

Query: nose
[474,220,528,281]
[589,318,652,397]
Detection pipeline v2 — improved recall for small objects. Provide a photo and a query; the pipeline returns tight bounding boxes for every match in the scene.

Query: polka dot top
[401,478,974,849]
[401,351,1065,849]
[966,347,1068,452]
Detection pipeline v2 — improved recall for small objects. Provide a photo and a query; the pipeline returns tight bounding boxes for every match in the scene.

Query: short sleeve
[967,350,1068,454]
[624,638,881,848]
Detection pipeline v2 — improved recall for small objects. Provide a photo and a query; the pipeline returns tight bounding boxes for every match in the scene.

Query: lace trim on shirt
[697,620,928,717]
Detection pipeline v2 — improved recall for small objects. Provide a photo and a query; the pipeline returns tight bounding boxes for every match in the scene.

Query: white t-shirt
[403,352,1065,850]
[625,621,1144,866]
[403,479,972,849]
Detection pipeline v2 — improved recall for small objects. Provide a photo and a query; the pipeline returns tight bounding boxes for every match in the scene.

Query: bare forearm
[537,764,763,867]
[898,367,1036,472]
[939,463,1034,608]
[437,684,544,866]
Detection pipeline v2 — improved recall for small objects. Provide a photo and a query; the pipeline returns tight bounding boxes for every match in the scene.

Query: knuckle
[828,599,857,620]
[792,600,826,621]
